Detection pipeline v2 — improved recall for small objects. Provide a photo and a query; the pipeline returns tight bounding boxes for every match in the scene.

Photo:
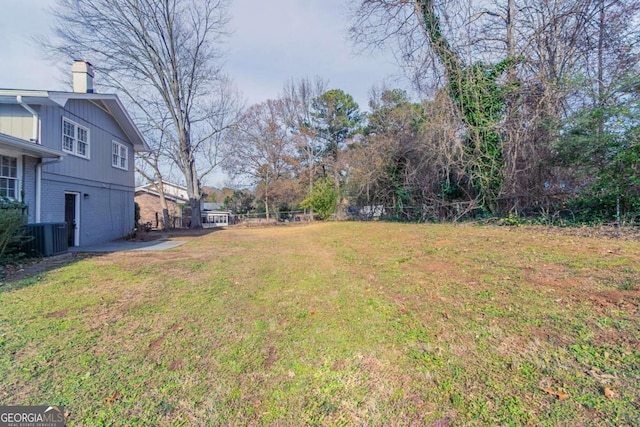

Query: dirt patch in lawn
[407,261,456,273]
[44,308,69,318]
[148,324,183,351]
[588,289,640,308]
[263,346,279,369]
[0,252,82,285]
[522,224,640,241]
[168,359,184,371]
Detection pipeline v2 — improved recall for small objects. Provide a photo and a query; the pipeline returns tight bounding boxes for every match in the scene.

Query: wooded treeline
[49,0,640,225]
[223,0,640,223]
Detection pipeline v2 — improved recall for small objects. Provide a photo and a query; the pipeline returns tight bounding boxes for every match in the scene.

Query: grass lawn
[1,222,639,426]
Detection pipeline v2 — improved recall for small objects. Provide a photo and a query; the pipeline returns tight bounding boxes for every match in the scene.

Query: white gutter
[16,96,39,143]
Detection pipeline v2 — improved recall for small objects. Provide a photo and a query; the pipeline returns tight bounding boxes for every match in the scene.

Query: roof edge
[0,132,66,158]
[0,90,149,152]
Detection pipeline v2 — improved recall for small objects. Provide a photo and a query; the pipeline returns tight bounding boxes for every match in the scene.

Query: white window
[112,141,128,170]
[0,155,19,199]
[62,118,90,159]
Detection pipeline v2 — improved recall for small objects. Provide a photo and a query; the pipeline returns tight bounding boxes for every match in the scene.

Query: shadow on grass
[0,227,223,292]
[0,252,97,293]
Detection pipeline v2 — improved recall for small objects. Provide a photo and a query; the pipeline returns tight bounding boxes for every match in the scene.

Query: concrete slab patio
[68,240,187,253]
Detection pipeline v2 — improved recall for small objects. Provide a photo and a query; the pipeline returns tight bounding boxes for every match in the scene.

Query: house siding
[40,177,134,246]
[39,101,134,187]
[0,104,34,140]
[1,94,142,248]
[37,100,137,245]
[39,179,65,223]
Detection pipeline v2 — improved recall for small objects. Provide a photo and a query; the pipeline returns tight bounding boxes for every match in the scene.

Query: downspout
[36,163,42,222]
[16,96,39,143]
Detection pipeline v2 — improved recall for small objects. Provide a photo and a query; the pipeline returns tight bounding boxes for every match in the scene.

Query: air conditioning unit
[21,223,68,257]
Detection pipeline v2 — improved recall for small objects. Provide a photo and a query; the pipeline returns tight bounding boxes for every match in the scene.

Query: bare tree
[45,0,238,228]
[281,77,328,195]
[223,100,300,220]
[351,1,636,214]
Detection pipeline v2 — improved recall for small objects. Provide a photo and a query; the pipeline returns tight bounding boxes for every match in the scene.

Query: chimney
[72,60,94,93]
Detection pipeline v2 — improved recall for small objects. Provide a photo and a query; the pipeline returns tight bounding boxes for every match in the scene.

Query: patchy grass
[1,222,639,426]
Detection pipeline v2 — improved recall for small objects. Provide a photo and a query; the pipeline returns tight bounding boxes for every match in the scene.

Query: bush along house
[0,61,148,254]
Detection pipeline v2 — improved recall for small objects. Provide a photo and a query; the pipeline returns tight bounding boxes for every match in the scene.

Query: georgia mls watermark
[0,406,65,427]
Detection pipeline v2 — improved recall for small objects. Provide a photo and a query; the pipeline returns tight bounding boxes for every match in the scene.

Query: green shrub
[300,179,338,220]
[566,194,640,225]
[0,198,28,264]
[497,213,522,226]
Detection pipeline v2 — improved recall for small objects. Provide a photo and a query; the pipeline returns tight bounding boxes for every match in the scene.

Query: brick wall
[39,180,66,223]
[135,192,185,228]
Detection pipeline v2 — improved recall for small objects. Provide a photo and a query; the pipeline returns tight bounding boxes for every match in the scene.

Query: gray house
[0,61,148,248]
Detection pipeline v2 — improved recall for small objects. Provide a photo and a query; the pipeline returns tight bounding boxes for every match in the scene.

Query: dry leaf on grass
[104,391,122,404]
[604,387,618,399]
[542,387,569,400]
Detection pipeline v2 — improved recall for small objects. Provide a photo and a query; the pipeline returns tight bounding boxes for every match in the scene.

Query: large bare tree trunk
[137,149,171,230]
[155,181,171,231]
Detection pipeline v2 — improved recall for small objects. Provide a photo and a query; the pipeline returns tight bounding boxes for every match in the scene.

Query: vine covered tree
[351,0,640,220]
[353,0,519,213]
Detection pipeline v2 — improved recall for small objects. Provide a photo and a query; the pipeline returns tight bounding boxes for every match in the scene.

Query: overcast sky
[1,0,403,110]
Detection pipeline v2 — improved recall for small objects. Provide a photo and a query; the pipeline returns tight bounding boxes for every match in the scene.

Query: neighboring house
[135,182,189,229]
[202,202,224,211]
[0,61,148,248]
[135,183,233,229]
[201,202,232,228]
